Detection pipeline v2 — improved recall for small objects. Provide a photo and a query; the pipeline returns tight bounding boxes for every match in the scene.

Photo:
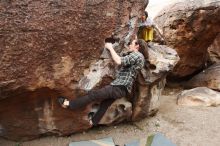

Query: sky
[146,0,182,18]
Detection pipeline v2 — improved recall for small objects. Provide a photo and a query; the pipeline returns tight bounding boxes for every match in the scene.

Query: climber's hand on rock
[105,43,113,51]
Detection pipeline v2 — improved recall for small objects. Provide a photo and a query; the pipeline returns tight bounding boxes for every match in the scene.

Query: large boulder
[154,0,220,79]
[177,87,220,106]
[184,63,220,91]
[132,43,179,120]
[0,0,148,141]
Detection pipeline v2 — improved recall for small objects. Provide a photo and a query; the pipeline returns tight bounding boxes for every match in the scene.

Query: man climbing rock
[58,39,147,124]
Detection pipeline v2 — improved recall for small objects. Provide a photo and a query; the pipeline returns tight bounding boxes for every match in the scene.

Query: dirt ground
[1,87,220,146]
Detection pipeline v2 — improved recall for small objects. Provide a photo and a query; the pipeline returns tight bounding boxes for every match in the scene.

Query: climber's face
[128,40,139,52]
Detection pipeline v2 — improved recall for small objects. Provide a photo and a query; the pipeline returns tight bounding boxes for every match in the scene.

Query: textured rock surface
[177,87,220,106]
[0,0,148,141]
[208,33,220,63]
[184,63,220,91]
[98,97,132,125]
[154,0,220,79]
[132,43,179,120]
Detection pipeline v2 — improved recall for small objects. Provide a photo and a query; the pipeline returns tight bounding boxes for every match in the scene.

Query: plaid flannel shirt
[111,51,145,93]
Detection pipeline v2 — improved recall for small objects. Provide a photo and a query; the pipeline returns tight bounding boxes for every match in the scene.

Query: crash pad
[69,137,115,146]
[125,133,176,146]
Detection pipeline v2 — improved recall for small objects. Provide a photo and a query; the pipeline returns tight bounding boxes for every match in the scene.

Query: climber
[58,38,148,125]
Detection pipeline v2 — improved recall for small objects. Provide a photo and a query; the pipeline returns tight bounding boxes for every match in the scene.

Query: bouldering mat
[69,137,115,146]
[125,133,176,146]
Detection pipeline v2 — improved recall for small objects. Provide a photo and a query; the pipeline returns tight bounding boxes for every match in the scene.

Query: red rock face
[0,0,148,140]
[154,0,220,79]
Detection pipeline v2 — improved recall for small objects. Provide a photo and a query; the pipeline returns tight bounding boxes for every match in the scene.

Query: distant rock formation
[208,33,220,64]
[154,0,220,79]
[184,63,220,91]
[177,87,220,106]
